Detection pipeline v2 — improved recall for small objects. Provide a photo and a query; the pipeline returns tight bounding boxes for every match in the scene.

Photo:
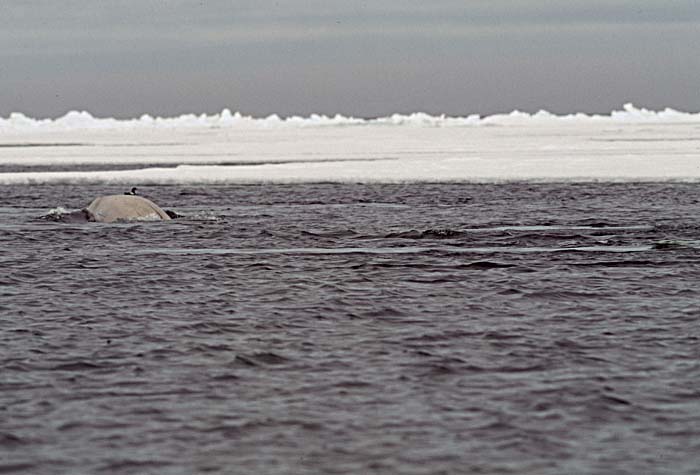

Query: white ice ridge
[2,104,700,131]
[1,111,699,184]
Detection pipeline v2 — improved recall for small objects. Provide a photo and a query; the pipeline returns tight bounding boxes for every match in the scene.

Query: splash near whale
[85,195,172,223]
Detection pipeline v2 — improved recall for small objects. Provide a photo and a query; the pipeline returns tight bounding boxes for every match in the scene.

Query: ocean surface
[2,182,700,474]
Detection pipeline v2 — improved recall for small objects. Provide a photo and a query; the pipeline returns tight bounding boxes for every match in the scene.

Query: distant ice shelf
[1,105,699,184]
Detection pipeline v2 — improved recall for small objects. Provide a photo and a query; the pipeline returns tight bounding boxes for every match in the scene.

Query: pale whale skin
[85,195,172,223]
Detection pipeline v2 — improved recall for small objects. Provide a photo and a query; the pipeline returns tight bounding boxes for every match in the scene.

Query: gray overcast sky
[1,0,699,118]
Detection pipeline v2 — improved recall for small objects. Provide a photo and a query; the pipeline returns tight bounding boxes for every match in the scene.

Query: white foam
[45,206,71,215]
[1,104,699,132]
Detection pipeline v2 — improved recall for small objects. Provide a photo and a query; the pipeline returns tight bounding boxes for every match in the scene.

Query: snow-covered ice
[1,104,699,184]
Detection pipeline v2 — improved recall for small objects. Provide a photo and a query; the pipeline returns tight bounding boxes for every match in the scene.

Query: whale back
[85,195,172,223]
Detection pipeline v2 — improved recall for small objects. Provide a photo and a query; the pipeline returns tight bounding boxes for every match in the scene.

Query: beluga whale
[84,189,172,223]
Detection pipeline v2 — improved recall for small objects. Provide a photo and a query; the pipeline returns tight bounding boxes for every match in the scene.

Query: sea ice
[1,105,698,184]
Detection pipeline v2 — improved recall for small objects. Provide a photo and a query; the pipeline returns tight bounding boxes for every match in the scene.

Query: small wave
[97,459,172,473]
[385,228,464,239]
[382,225,650,240]
[179,212,221,221]
[653,240,697,250]
[0,433,25,448]
[234,352,290,367]
[575,218,615,228]
[50,361,103,371]
[40,207,89,223]
[301,229,359,238]
[40,206,189,223]
[462,261,515,269]
[572,259,657,268]
[0,463,35,473]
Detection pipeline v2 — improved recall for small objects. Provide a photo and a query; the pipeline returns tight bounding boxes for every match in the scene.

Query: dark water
[2,183,700,474]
